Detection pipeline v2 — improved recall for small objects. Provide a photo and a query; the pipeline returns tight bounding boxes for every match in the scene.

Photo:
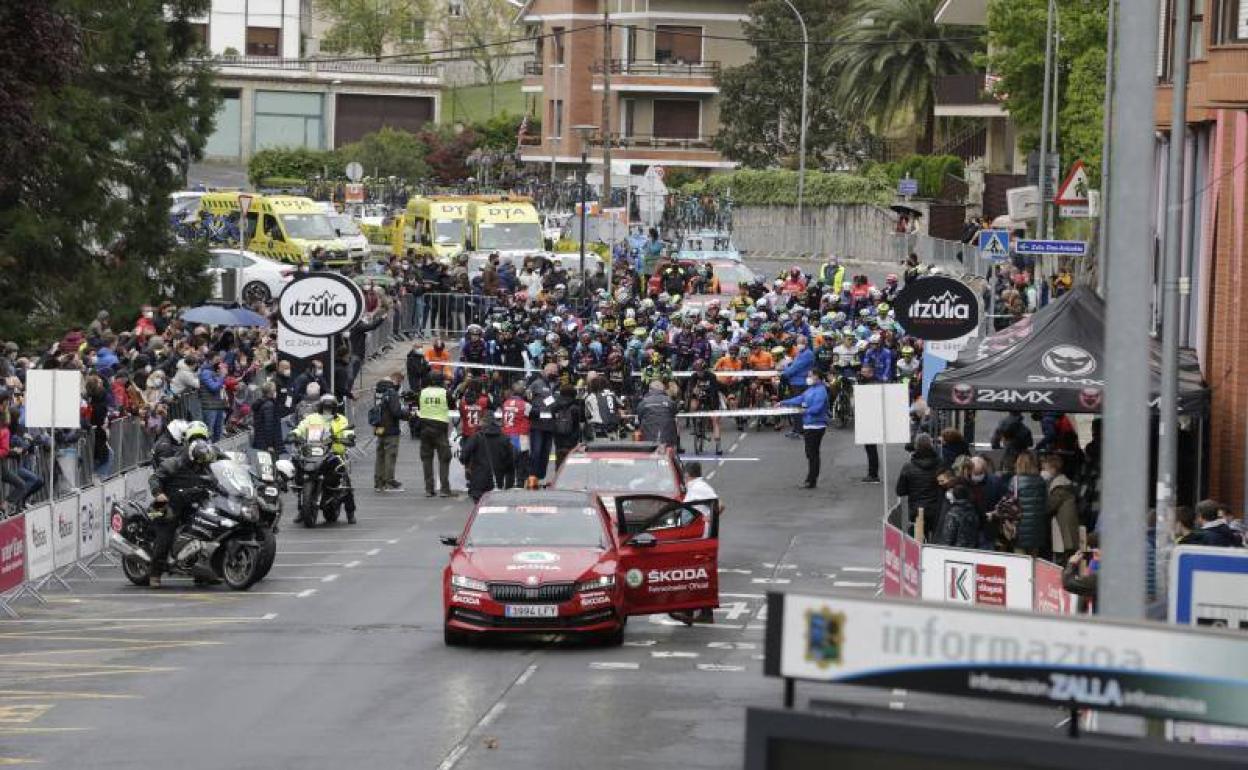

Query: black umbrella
[890,204,923,218]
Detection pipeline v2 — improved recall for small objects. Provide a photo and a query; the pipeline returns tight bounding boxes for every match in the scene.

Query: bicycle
[830,377,855,429]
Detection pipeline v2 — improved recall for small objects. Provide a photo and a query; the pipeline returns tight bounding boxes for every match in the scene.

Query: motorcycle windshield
[210,460,255,498]
[305,425,330,444]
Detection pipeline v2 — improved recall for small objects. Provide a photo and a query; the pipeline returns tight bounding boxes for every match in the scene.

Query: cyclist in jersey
[684,359,723,455]
[457,380,491,443]
[500,382,531,486]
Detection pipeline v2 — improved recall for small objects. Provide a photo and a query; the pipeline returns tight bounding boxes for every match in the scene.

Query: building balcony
[589,132,716,151]
[212,55,442,86]
[933,72,1007,118]
[591,59,720,94]
[522,60,544,92]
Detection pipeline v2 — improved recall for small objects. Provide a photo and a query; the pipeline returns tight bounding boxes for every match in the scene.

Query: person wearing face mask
[1041,455,1079,562]
[780,370,829,489]
[1011,451,1049,557]
[965,456,1006,529]
[779,336,814,439]
[932,481,980,549]
[291,360,328,403]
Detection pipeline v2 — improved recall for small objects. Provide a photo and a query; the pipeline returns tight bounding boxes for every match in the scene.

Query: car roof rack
[581,441,662,454]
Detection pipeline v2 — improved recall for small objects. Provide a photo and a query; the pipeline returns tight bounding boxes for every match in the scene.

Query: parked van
[196,193,354,266]
[390,196,469,261]
[464,197,546,262]
[318,202,371,263]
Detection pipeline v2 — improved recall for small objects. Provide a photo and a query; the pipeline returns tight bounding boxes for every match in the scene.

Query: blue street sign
[898,178,919,196]
[1015,239,1088,257]
[1169,546,1248,626]
[977,229,1010,262]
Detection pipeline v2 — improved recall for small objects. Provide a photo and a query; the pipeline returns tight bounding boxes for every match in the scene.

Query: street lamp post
[779,0,809,231]
[573,125,598,300]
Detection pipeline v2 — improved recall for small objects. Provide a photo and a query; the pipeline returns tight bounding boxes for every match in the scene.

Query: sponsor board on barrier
[766,591,1248,727]
[882,524,902,596]
[882,523,922,599]
[0,514,25,594]
[24,505,54,581]
[1033,559,1076,615]
[103,476,127,516]
[901,536,921,598]
[52,496,78,569]
[79,485,104,558]
[921,545,1032,610]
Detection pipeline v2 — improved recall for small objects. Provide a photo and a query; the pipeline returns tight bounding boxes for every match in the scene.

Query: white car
[327,212,371,261]
[207,249,295,304]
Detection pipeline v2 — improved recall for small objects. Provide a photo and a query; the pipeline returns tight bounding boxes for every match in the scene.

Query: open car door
[613,495,719,617]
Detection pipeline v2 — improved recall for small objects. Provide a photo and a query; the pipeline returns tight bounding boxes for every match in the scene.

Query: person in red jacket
[457,380,490,442]
[500,382,531,488]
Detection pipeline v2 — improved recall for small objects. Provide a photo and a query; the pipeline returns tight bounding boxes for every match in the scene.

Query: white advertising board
[24,504,54,581]
[24,370,83,429]
[79,485,104,558]
[853,383,910,445]
[920,545,1033,611]
[51,496,78,569]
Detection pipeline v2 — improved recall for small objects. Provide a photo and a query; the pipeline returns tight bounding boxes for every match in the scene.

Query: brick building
[1155,1,1248,508]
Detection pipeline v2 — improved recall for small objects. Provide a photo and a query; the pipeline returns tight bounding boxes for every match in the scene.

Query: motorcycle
[250,449,291,580]
[290,424,353,528]
[109,453,273,590]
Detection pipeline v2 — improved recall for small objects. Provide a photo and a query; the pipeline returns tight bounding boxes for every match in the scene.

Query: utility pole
[1096,0,1117,295]
[601,7,613,211]
[1099,0,1159,621]
[779,0,809,230]
[1037,0,1055,239]
[1157,0,1191,605]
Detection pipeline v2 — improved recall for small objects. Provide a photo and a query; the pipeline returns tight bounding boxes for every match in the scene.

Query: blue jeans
[529,429,554,481]
[204,409,226,441]
[411,296,425,335]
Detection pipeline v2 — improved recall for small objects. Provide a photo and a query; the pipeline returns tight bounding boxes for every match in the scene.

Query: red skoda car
[441,489,719,646]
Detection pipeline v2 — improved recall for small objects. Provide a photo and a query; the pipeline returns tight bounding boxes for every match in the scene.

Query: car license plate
[505,605,558,618]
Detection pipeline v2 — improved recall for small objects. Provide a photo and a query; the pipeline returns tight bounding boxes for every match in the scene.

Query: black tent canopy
[928,287,1209,414]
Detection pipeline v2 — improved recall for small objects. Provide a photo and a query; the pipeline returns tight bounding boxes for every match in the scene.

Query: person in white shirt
[683,461,719,537]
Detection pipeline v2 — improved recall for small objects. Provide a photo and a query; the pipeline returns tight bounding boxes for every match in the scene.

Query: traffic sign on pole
[1015,239,1088,257]
[977,229,1011,262]
[1055,160,1090,206]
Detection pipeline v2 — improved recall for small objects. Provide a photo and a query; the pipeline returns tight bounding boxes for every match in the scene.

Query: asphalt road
[0,339,918,769]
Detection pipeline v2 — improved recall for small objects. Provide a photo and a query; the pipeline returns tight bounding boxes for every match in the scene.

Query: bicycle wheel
[693,419,707,456]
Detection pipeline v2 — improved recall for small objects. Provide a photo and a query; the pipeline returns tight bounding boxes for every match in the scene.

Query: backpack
[367,390,385,428]
[988,492,1023,548]
[592,392,619,430]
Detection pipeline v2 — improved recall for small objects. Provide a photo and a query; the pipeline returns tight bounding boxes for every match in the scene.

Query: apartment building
[196,0,442,163]
[515,0,754,173]
[1154,0,1248,509]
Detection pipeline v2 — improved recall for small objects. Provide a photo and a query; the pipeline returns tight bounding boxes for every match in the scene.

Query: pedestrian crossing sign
[978,229,1010,262]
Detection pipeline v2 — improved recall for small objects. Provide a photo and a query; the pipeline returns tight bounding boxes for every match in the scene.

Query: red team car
[440,489,719,645]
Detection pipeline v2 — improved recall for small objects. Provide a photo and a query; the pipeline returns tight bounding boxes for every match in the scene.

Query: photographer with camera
[370,371,407,493]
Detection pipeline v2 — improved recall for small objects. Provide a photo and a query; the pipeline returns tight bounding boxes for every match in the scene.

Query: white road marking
[721,592,766,599]
[751,577,790,584]
[707,641,757,650]
[746,624,766,631]
[841,566,882,573]
[280,538,395,543]
[435,744,468,770]
[718,568,752,575]
[889,701,906,710]
[278,550,373,555]
[365,548,381,556]
[762,563,797,570]
[262,576,328,581]
[696,664,745,672]
[272,562,351,568]
[622,640,658,647]
[514,663,538,686]
[647,616,744,630]
[651,651,699,659]
[832,581,878,588]
[892,689,908,696]
[295,589,318,599]
[321,574,340,583]
[705,471,717,480]
[387,539,399,544]
[589,662,639,670]
[478,702,506,728]
[261,613,278,620]
[344,561,361,568]
[715,602,752,621]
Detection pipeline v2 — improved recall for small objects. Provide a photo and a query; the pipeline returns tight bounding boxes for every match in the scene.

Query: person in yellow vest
[417,371,456,498]
[289,394,357,523]
[819,257,845,292]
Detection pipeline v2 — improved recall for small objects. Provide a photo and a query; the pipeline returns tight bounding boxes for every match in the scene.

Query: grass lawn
[441,80,527,124]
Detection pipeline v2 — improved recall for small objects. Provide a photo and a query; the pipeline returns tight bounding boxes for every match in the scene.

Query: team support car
[440,488,719,646]
[550,442,686,510]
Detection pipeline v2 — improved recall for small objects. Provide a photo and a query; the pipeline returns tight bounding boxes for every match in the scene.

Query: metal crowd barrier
[397,293,501,340]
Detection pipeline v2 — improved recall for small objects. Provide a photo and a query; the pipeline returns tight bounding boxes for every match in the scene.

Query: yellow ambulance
[196,193,354,266]
[390,196,470,261]
[464,197,545,262]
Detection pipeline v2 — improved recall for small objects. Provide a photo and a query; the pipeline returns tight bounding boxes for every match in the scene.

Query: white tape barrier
[676,407,802,419]
[440,358,784,380]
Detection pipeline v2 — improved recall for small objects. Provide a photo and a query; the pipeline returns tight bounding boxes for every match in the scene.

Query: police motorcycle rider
[147,423,222,588]
[151,418,192,463]
[289,394,358,525]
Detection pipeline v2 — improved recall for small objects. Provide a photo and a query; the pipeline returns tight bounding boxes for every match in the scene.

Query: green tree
[316,0,435,59]
[825,0,980,154]
[440,0,521,115]
[714,0,877,171]
[0,0,219,343]
[985,0,1108,179]
[470,112,539,152]
[339,127,431,180]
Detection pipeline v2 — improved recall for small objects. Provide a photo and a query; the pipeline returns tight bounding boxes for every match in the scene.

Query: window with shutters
[652,100,700,139]
[654,26,701,64]
[246,26,281,57]
[1212,0,1248,43]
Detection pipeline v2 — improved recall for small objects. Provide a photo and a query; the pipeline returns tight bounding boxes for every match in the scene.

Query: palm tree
[825,0,980,154]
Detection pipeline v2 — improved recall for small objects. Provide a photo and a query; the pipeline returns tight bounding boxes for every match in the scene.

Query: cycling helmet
[633,328,647,338]
[183,421,209,442]
[622,318,637,329]
[187,439,214,465]
[869,333,882,344]
[546,332,560,345]
[901,346,915,356]
[770,346,786,358]
[465,324,483,335]
[165,419,190,444]
[318,394,337,414]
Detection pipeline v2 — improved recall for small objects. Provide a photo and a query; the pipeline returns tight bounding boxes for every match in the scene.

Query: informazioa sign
[893,276,980,341]
[765,591,1248,728]
[277,273,364,338]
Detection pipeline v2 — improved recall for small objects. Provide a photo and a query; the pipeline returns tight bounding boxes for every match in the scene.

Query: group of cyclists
[415,253,930,455]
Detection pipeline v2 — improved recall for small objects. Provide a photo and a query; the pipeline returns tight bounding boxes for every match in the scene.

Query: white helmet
[165,419,190,444]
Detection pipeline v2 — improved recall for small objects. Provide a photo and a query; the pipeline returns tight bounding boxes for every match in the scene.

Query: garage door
[335,94,435,146]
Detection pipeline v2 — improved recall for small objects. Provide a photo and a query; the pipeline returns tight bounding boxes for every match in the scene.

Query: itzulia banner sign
[764,592,1248,727]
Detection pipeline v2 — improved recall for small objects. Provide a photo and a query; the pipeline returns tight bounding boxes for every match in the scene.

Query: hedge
[871,155,965,199]
[679,169,894,206]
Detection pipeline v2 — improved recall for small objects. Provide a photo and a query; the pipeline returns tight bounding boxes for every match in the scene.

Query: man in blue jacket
[781,372,829,489]
[780,337,815,439]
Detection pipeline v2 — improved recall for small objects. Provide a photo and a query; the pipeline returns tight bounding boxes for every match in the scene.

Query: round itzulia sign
[893,276,980,341]
[277,272,364,337]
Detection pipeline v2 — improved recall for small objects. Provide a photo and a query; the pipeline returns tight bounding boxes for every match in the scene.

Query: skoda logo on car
[277,273,364,337]
[512,551,560,564]
[894,276,980,341]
